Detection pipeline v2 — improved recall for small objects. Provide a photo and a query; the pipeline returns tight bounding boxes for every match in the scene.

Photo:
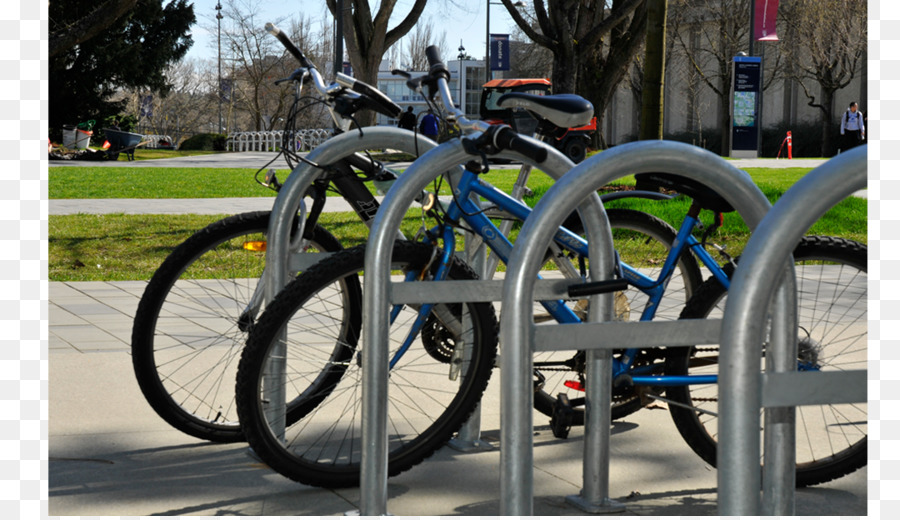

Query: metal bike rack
[717,145,867,515]
[360,137,608,515]
[263,127,437,301]
[501,140,779,515]
[260,127,437,438]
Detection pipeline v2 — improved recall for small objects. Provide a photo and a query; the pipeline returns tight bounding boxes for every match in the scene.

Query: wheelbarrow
[102,128,145,161]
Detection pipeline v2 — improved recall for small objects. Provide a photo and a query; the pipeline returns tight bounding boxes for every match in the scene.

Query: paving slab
[48,281,867,516]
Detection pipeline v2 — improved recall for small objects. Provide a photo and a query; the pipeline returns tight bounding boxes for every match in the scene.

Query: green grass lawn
[128,149,219,161]
[48,165,867,282]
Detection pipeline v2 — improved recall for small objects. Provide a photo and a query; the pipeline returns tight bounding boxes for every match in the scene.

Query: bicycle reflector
[243,241,267,252]
[564,380,585,392]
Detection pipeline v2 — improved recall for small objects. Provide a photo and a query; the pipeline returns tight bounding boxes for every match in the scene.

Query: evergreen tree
[49,0,194,139]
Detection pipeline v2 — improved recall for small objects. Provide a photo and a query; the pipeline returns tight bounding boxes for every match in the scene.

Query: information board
[731,56,762,158]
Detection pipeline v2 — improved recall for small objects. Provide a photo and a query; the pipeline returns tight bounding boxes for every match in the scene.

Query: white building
[374,59,487,126]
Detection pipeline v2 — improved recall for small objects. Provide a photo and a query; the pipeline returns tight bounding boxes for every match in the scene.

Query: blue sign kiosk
[731,56,762,158]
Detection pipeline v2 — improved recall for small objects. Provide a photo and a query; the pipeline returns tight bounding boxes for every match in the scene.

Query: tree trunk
[719,85,731,156]
[639,0,667,140]
[820,88,835,156]
[550,45,578,94]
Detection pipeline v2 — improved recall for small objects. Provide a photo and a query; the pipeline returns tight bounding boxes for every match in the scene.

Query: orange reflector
[102,140,111,150]
[243,241,267,252]
[563,381,585,392]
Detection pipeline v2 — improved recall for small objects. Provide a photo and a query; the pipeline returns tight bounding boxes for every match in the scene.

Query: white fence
[142,135,175,148]
[226,129,334,152]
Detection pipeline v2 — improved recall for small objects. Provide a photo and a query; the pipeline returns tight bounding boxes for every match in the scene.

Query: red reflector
[563,381,584,392]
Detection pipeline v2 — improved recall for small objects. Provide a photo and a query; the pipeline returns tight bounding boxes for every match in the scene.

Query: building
[375,59,487,126]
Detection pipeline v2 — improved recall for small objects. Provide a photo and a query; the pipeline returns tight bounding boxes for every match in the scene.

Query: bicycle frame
[393,164,734,387]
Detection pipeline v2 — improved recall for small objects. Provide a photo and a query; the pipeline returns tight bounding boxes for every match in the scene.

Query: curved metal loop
[501,140,776,515]
[360,135,604,515]
[263,127,438,301]
[717,145,867,515]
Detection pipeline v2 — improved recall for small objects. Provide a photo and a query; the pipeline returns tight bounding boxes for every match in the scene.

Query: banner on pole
[755,0,780,41]
[490,34,510,71]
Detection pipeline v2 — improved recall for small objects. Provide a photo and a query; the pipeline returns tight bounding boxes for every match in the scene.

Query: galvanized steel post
[718,146,867,515]
[362,138,581,515]
[503,140,775,514]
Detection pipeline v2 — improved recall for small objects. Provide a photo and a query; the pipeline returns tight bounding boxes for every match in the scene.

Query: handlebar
[419,45,549,164]
[266,23,400,119]
[336,72,401,118]
[265,23,315,70]
[492,126,548,163]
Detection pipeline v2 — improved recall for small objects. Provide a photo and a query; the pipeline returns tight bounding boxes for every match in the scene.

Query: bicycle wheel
[665,235,867,486]
[235,240,498,488]
[533,208,704,424]
[132,211,342,443]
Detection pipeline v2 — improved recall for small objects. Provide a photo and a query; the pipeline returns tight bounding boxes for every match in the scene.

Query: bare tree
[507,13,552,79]
[123,59,218,144]
[778,0,867,156]
[501,0,646,94]
[217,0,311,132]
[402,17,449,71]
[502,0,647,148]
[326,0,428,126]
[668,0,750,155]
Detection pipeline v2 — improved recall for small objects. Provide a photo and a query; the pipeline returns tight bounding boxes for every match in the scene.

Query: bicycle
[131,28,421,443]
[233,47,866,487]
[130,26,688,444]
[665,235,867,486]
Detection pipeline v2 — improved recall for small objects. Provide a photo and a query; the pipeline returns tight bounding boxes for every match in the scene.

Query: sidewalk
[47,153,864,216]
[49,282,867,516]
[48,152,867,515]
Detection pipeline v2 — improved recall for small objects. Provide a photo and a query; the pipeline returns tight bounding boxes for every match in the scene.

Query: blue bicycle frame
[391,165,732,388]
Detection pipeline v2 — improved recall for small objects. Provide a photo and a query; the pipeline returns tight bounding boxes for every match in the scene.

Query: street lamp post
[485,1,524,85]
[458,42,466,115]
[216,2,223,134]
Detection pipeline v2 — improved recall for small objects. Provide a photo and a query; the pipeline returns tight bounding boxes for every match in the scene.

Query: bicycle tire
[131,211,343,443]
[235,240,498,488]
[665,235,867,486]
[533,208,704,423]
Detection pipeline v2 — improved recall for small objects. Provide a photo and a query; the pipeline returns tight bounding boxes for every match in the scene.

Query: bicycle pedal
[550,393,575,439]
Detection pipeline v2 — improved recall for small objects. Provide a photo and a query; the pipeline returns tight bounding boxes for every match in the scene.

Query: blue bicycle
[234,50,866,488]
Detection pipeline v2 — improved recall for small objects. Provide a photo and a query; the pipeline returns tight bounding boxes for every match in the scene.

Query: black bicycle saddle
[497,93,594,129]
[634,172,735,213]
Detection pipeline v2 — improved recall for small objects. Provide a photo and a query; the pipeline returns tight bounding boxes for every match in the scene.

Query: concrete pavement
[49,280,866,516]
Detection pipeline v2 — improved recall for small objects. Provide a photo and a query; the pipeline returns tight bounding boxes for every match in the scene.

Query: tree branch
[50,0,139,58]
[384,0,429,49]
[580,0,645,48]
[501,0,553,48]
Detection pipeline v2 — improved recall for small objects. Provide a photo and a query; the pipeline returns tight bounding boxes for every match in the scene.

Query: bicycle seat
[497,93,594,129]
[634,172,735,213]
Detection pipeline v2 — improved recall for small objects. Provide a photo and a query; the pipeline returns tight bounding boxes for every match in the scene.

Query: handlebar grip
[494,126,548,164]
[336,72,401,118]
[265,23,314,69]
[566,279,630,298]
[425,45,450,80]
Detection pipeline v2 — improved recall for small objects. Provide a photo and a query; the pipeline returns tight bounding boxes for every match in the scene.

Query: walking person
[419,109,439,142]
[840,102,865,152]
[397,106,416,131]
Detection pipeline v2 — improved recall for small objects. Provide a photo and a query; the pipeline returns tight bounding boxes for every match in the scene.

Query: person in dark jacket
[397,106,416,131]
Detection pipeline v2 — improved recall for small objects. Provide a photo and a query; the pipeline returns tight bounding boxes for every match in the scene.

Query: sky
[184,0,524,66]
